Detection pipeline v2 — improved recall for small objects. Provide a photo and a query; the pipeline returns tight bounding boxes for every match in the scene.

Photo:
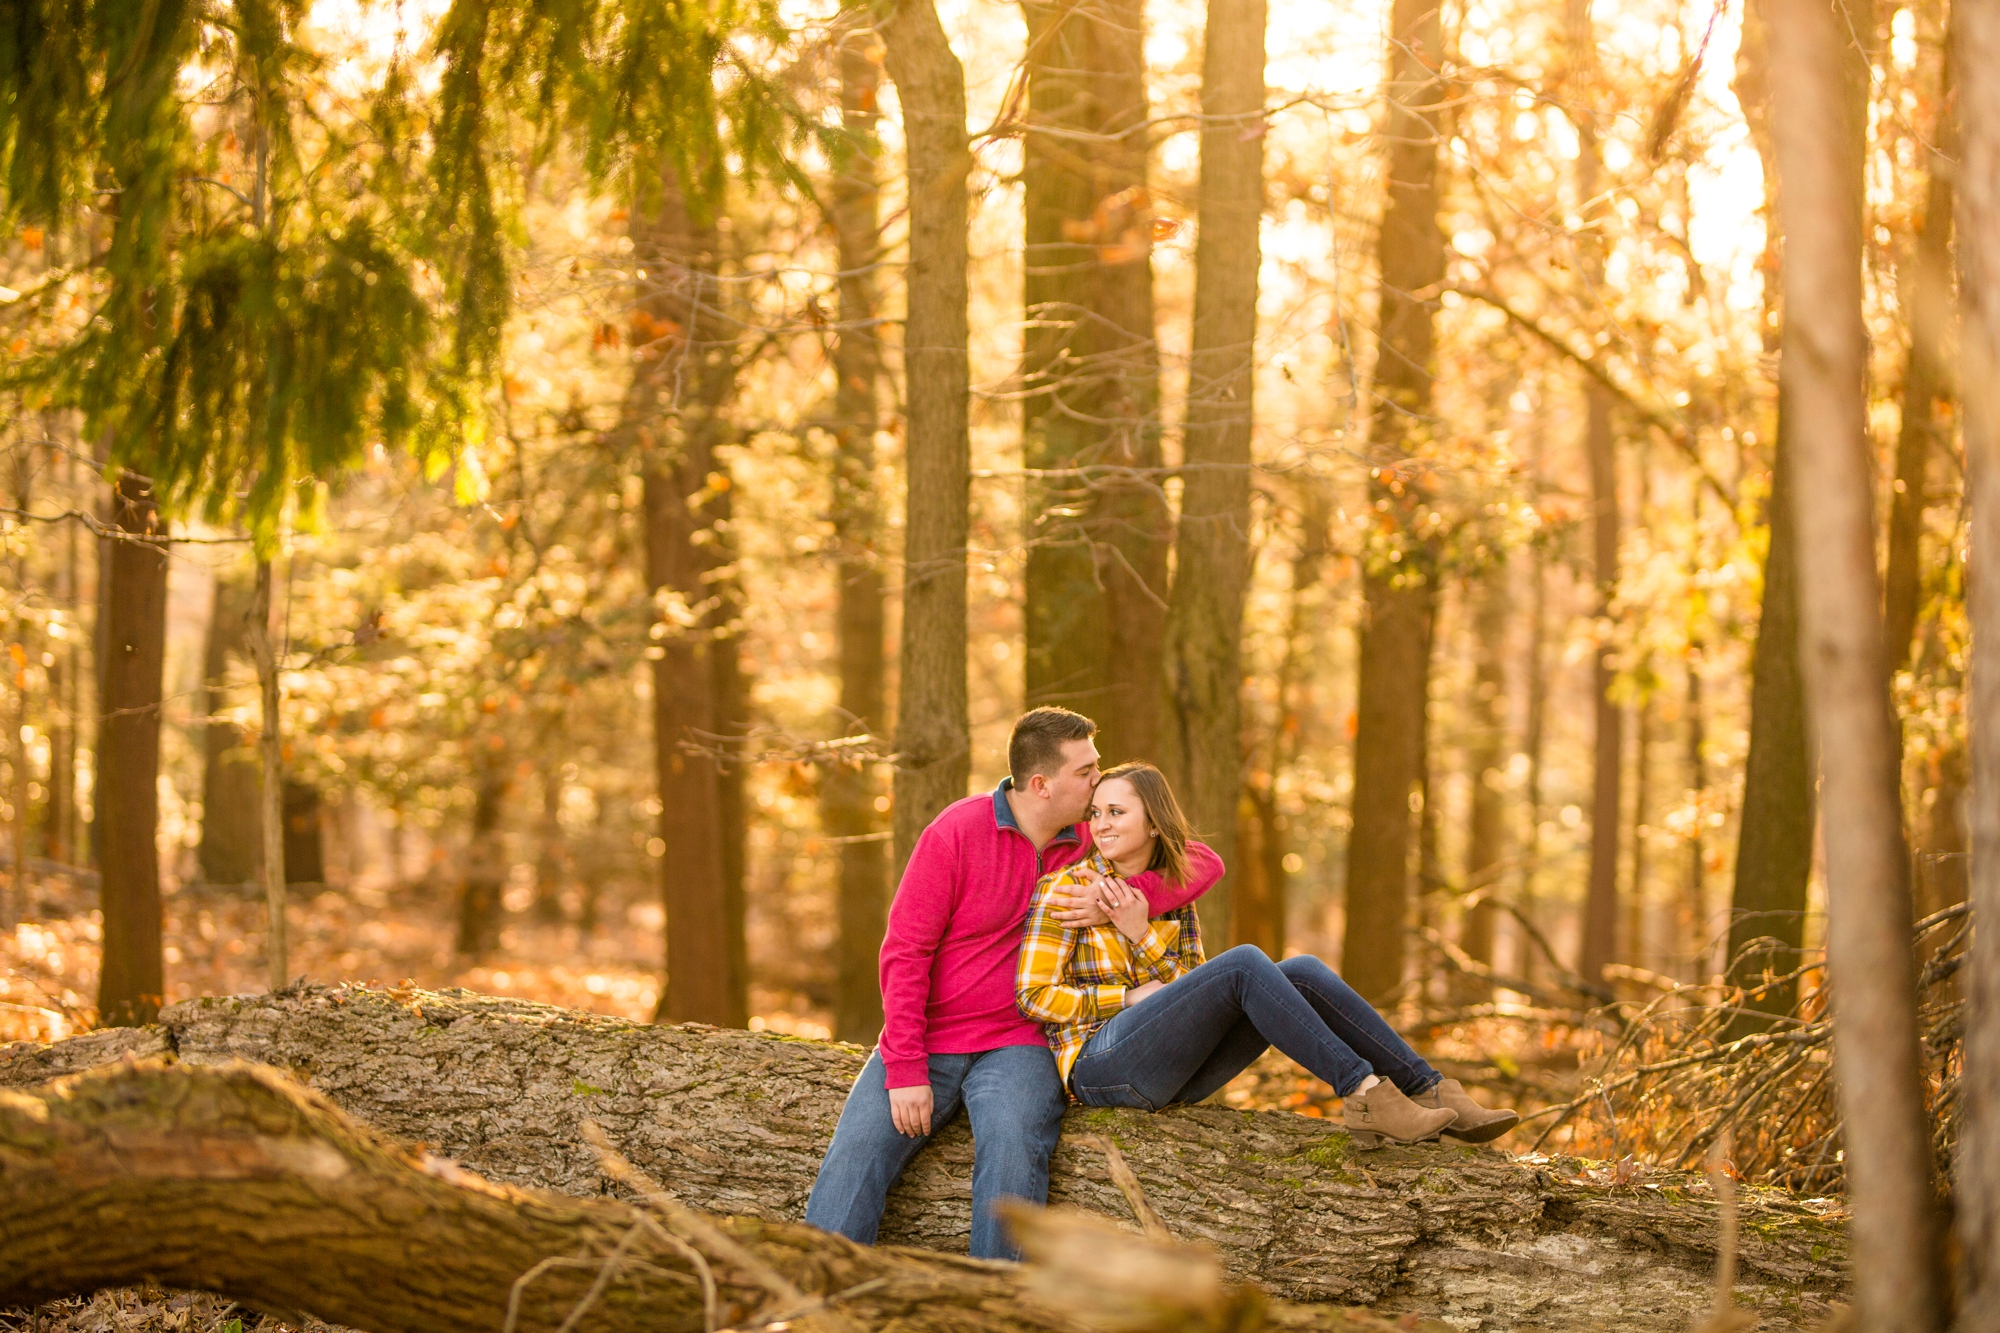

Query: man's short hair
[1008,707,1098,785]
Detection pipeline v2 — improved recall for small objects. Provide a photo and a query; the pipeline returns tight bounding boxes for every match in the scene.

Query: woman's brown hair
[1094,761,1193,886]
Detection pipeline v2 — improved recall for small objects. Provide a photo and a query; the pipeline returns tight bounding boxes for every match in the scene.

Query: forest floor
[0,867,1596,1136]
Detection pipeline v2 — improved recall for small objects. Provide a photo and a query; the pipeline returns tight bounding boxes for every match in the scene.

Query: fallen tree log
[0,984,1847,1331]
[0,1059,1419,1333]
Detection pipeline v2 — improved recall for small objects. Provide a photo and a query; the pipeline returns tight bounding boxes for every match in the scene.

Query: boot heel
[1348,1129,1385,1150]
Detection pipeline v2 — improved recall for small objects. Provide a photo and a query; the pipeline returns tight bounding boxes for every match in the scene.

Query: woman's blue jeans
[1066,946,1440,1109]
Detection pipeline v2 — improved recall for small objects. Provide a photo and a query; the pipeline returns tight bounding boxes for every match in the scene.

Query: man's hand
[1053,870,1118,927]
[888,1083,934,1137]
[1126,980,1167,1007]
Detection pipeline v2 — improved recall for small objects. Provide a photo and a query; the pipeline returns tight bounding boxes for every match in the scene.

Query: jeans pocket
[1074,1083,1156,1112]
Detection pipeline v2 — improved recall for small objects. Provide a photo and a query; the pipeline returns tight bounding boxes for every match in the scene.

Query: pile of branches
[1526,902,1969,1192]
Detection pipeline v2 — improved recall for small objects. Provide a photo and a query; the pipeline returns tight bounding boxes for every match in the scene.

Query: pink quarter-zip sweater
[877,779,1223,1089]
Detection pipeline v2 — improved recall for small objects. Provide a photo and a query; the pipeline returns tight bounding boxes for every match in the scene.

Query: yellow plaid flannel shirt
[1016,850,1206,1089]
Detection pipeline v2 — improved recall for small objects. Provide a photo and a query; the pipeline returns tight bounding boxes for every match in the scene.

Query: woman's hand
[1125,980,1166,1007]
[1099,876,1151,944]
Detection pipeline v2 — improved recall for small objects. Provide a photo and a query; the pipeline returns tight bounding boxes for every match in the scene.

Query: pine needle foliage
[420,0,822,376]
[0,0,818,551]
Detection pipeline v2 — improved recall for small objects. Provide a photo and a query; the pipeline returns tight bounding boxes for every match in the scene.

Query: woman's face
[1089,776,1154,863]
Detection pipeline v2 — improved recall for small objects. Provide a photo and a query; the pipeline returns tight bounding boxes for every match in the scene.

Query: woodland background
[0,0,1973,1194]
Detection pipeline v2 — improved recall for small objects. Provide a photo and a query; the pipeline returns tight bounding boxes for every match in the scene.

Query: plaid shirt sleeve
[1017,869,1129,1025]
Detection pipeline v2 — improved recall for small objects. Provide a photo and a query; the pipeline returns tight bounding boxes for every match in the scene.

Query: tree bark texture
[629,166,749,1027]
[0,987,1848,1332]
[1728,0,1816,1017]
[1766,0,1946,1324]
[880,0,972,877]
[828,30,892,1044]
[1162,0,1266,945]
[1340,0,1447,1006]
[0,1058,1462,1333]
[97,469,169,1028]
[1882,5,1956,676]
[1019,0,1169,763]
[1950,0,2000,1322]
[197,572,261,886]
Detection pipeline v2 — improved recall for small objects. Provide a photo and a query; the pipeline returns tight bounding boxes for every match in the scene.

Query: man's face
[1035,737,1101,825]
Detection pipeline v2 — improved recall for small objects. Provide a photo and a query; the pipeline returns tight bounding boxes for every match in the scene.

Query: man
[803,706,1222,1260]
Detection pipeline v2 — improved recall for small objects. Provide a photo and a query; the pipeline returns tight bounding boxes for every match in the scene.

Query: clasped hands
[1053,870,1169,1009]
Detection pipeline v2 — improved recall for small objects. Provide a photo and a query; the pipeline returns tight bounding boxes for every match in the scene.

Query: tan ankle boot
[1342,1080,1457,1149]
[1413,1078,1520,1143]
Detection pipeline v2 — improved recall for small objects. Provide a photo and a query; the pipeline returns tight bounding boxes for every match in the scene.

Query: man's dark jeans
[1066,946,1441,1109]
[803,1045,1066,1260]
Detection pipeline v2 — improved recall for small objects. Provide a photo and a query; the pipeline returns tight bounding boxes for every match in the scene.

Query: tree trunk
[0,1059,1462,1333]
[1882,4,1956,675]
[96,470,168,1028]
[1519,541,1548,983]
[1950,0,2000,1321]
[197,572,261,886]
[1340,0,1446,1004]
[1163,0,1265,943]
[1571,0,1622,990]
[1460,568,1508,988]
[1684,527,1707,983]
[879,0,971,876]
[247,560,289,990]
[7,448,31,923]
[626,165,745,1027]
[827,29,892,1044]
[711,489,752,1026]
[1019,0,1168,762]
[1728,0,1816,1014]
[1625,697,1653,968]
[2,988,1851,1332]
[44,431,79,869]
[453,762,511,960]
[1766,0,1946,1323]
[281,781,325,886]
[533,769,568,926]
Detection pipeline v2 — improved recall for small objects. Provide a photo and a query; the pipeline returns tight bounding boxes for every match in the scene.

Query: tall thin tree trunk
[1949,0,2000,1320]
[453,761,510,960]
[247,560,288,989]
[197,572,260,886]
[533,769,567,926]
[629,166,744,1028]
[827,26,893,1045]
[1236,487,1329,959]
[8,449,32,923]
[1728,0,1817,1015]
[96,469,168,1028]
[1626,695,1653,968]
[1685,521,1708,982]
[1460,567,1509,992]
[1571,0,1622,988]
[1164,0,1266,942]
[1883,5,1956,675]
[1339,0,1446,1005]
[1019,0,1168,760]
[1768,0,1945,1323]
[710,485,751,1026]
[49,434,78,868]
[880,0,971,876]
[1519,540,1548,984]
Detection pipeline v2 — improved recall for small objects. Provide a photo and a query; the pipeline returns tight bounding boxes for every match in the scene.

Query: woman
[1017,762,1517,1148]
